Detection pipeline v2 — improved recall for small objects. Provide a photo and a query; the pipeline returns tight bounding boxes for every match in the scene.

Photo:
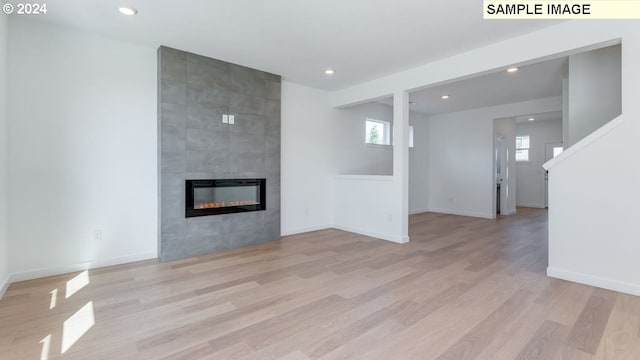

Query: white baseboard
[501,208,517,215]
[332,224,409,244]
[10,252,158,283]
[517,203,545,209]
[547,267,640,296]
[409,208,430,215]
[281,224,331,237]
[0,274,10,300]
[428,208,495,220]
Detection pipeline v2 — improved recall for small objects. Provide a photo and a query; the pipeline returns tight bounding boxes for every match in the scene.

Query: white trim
[409,208,430,215]
[428,208,495,219]
[548,267,640,296]
[333,175,393,181]
[332,225,409,244]
[0,275,10,300]
[281,224,331,237]
[10,252,157,283]
[365,143,393,150]
[544,115,624,170]
[501,208,517,216]
[517,202,546,209]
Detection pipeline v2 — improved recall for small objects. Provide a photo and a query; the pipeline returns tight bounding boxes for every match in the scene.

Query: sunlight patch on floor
[49,289,57,310]
[61,301,95,354]
[65,270,89,299]
[39,334,51,360]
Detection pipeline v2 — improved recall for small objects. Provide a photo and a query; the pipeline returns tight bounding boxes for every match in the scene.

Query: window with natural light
[409,125,414,148]
[365,118,391,145]
[516,135,530,162]
[553,146,564,157]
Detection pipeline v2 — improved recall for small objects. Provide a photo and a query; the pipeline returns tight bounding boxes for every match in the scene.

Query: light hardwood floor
[2,208,640,359]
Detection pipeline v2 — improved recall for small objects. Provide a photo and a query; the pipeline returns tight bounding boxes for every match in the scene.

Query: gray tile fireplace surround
[158,46,281,261]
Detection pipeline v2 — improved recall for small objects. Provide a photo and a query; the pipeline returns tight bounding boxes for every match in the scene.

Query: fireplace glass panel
[193,185,260,209]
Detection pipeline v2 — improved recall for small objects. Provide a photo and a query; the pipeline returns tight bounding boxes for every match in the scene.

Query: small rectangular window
[516,135,530,162]
[365,118,391,145]
[409,126,414,148]
[553,147,564,158]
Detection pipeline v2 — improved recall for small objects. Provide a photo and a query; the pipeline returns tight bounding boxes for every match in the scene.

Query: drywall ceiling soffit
[399,57,568,115]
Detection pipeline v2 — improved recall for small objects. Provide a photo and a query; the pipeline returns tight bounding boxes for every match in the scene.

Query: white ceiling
[514,111,562,123]
[398,57,568,115]
[28,0,561,90]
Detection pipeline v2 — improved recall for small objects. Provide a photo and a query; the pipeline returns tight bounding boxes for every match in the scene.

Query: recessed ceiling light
[528,117,535,121]
[118,6,138,16]
[324,69,335,75]
[441,95,450,100]
[507,67,519,73]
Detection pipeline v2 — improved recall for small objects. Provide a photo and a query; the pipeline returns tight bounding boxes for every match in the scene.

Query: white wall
[545,31,640,295]
[426,97,561,219]
[334,102,393,175]
[516,119,562,208]
[546,114,640,295]
[427,110,493,218]
[333,102,430,213]
[330,103,426,239]
[330,102,430,213]
[7,18,158,280]
[0,14,9,295]
[322,92,409,243]
[281,85,429,237]
[568,45,621,146]
[562,78,569,146]
[331,92,411,244]
[332,175,402,242]
[281,81,337,235]
[409,112,429,214]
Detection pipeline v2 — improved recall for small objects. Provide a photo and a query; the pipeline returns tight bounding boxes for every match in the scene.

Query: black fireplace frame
[185,179,266,218]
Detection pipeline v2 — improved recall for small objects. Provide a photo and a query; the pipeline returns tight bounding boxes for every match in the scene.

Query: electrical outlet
[222,114,229,124]
[229,115,235,124]
[94,229,103,241]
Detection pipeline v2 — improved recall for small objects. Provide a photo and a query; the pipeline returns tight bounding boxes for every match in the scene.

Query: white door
[544,142,563,207]
[496,137,509,215]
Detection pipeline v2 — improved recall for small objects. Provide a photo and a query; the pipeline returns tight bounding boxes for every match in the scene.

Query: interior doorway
[544,142,563,207]
[494,117,516,217]
[495,136,508,216]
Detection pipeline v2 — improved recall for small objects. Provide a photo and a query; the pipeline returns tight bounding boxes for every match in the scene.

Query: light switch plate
[222,114,228,124]
[229,115,235,124]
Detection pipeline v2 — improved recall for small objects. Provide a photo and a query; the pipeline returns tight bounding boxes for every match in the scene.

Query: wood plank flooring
[1,208,640,359]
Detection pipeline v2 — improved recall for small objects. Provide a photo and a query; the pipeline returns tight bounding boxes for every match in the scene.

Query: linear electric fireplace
[185,179,266,217]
